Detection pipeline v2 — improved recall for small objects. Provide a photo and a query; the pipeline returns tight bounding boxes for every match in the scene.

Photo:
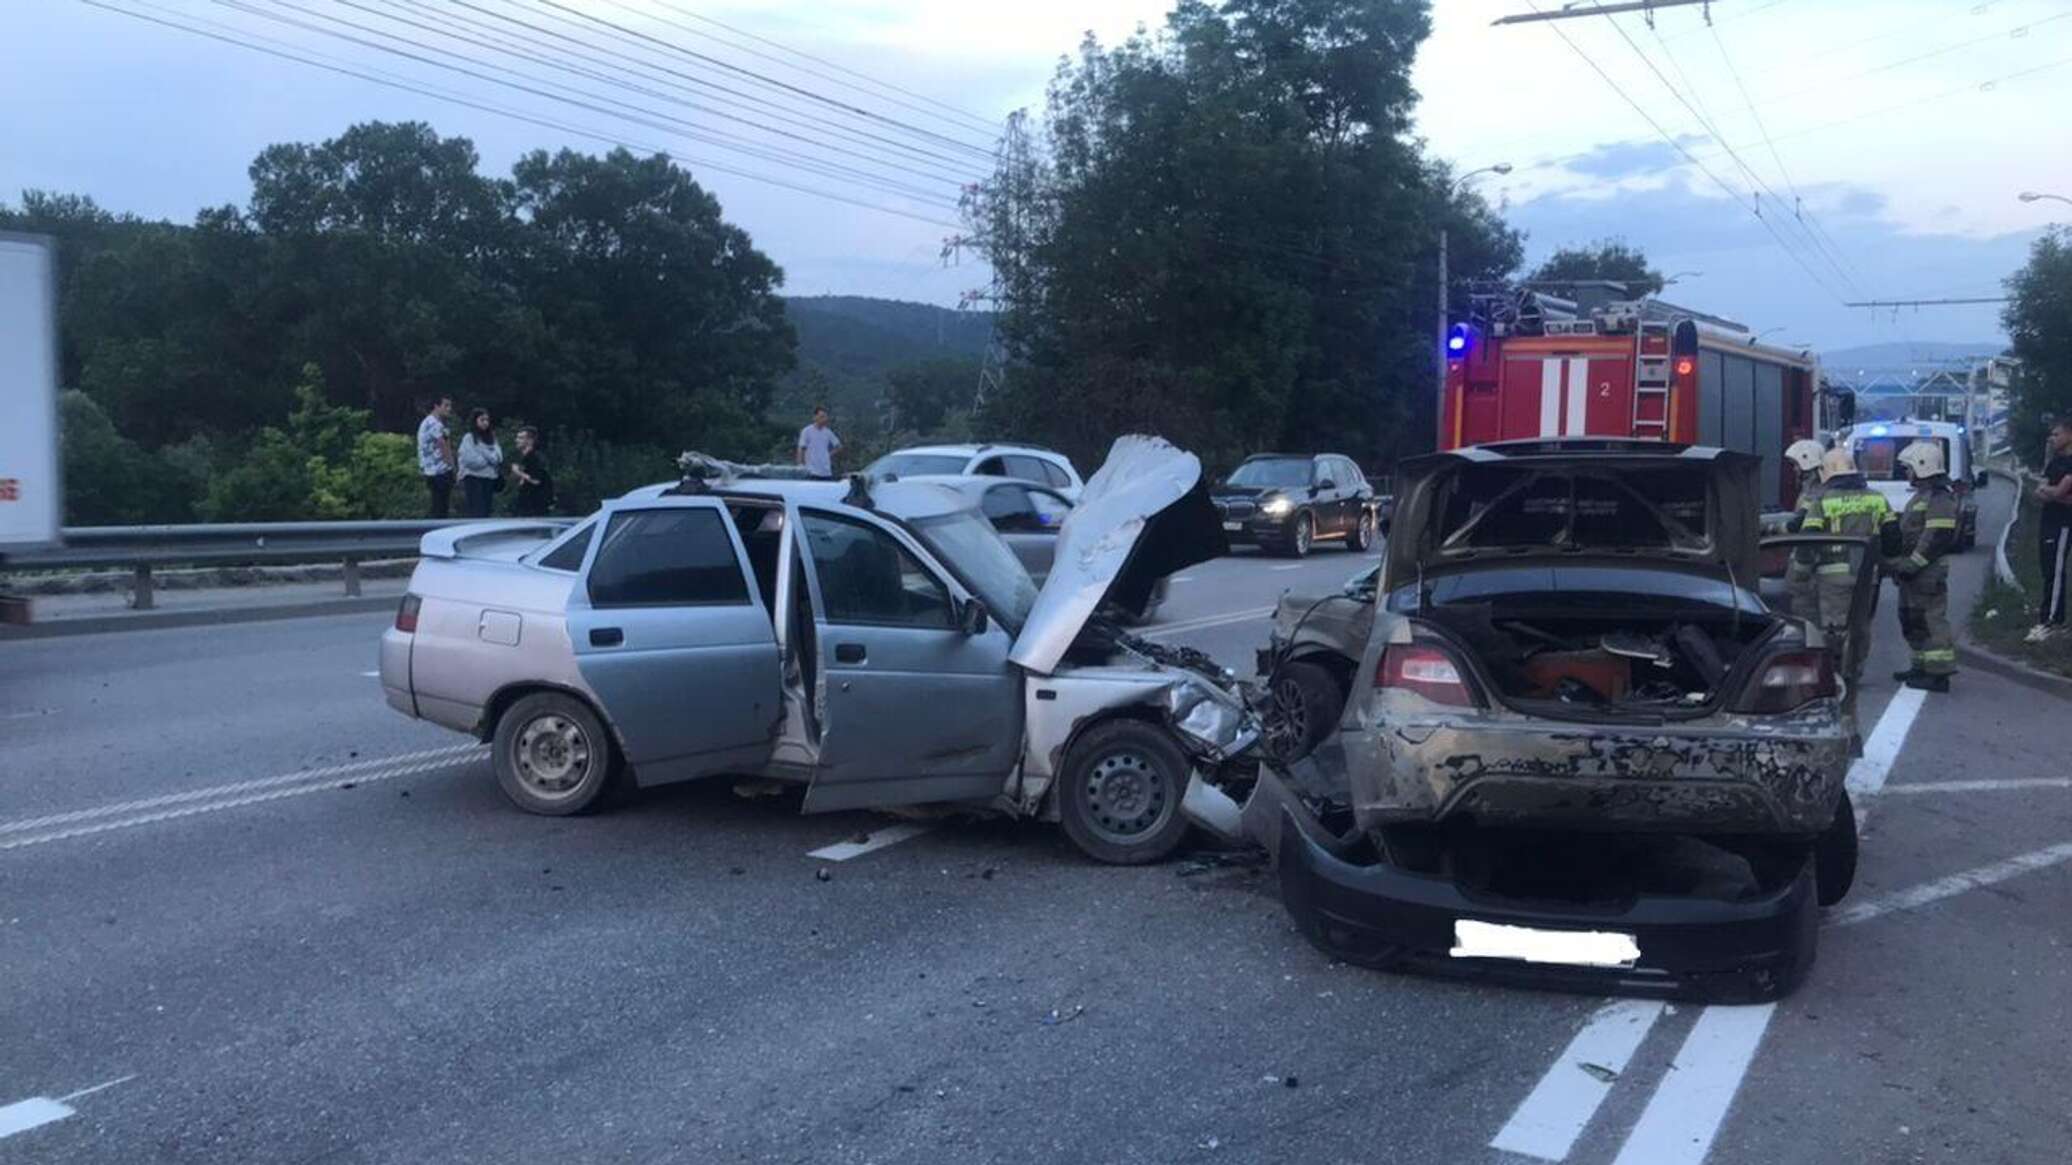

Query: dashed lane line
[807,822,934,861]
[0,749,486,852]
[1138,607,1276,639]
[1873,777,2072,795]
[1489,1000,1665,1161]
[1845,685,1926,795]
[1609,1004,1777,1165]
[0,1076,135,1142]
[1829,839,2072,929]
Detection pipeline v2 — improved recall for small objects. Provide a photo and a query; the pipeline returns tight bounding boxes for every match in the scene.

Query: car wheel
[1815,790,1858,906]
[1346,511,1376,553]
[1057,719,1192,865]
[1287,512,1314,558]
[1268,660,1343,760]
[493,691,617,816]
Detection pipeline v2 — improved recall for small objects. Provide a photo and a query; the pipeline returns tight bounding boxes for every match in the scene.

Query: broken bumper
[1270,800,1818,1003]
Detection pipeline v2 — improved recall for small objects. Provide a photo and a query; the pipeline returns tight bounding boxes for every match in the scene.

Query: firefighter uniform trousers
[1896,487,1961,678]
[1803,483,1893,685]
[1786,477,1826,621]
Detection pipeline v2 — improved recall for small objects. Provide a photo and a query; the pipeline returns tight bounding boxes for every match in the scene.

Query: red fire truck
[1439,287,1821,511]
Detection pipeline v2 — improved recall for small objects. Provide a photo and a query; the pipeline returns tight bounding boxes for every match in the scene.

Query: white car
[867,443,1085,501]
[1837,420,1985,548]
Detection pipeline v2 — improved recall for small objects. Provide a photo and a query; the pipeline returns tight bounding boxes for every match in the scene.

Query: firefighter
[1783,439,1829,620]
[1889,440,1962,692]
[1799,447,1898,687]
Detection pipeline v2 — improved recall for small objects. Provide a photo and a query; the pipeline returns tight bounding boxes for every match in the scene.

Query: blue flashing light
[1446,322,1475,357]
[1870,424,1890,437]
[1447,334,1467,352]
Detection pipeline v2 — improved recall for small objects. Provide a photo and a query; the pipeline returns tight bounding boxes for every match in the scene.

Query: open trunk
[1415,599,1782,720]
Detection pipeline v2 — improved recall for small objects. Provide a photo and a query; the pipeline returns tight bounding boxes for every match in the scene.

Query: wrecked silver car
[379,436,1253,865]
[1207,439,1875,1000]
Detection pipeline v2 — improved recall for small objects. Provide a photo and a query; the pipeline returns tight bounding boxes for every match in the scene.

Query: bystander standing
[796,405,841,479]
[417,395,455,518]
[2029,418,2072,641]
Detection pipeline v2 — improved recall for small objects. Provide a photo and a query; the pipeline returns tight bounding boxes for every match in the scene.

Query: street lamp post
[1437,163,1511,441]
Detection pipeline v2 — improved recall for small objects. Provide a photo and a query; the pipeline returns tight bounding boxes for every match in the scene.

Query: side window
[1338,458,1365,489]
[801,511,955,628]
[972,456,1007,477]
[1312,458,1334,486]
[1026,488,1073,529]
[1040,459,1073,489]
[537,519,596,572]
[1001,454,1051,483]
[982,483,1035,529]
[586,509,749,607]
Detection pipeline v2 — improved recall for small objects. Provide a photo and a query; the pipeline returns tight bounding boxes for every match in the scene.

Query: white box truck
[0,231,61,559]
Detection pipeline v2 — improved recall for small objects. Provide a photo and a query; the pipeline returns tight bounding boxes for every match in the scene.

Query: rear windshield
[1433,465,1711,555]
[1226,458,1311,488]
[870,452,969,477]
[1852,436,1950,482]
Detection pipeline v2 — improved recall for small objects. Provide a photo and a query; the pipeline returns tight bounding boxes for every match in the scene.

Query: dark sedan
[1210,453,1378,557]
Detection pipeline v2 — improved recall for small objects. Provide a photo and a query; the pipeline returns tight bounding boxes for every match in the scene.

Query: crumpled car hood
[1009,435,1226,675]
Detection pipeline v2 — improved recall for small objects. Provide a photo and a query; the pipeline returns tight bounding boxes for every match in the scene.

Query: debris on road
[1041,1005,1086,1026]
[1579,1062,1619,1084]
[815,867,832,882]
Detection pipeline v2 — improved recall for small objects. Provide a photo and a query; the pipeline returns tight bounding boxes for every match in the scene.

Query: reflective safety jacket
[1786,473,1828,534]
[1897,476,1961,570]
[1799,473,1901,571]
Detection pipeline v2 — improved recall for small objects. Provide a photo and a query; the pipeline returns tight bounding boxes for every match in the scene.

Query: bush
[545,430,676,515]
[58,390,203,524]
[310,431,422,518]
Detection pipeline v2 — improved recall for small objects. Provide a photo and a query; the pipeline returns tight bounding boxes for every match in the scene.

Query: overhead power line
[211,0,966,209]
[625,0,1002,138]
[1844,297,2011,308]
[77,0,965,230]
[1515,1,1854,303]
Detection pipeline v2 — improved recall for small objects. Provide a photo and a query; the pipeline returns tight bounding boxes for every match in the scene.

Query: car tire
[1345,511,1376,553]
[1814,790,1858,906]
[1056,719,1193,866]
[1269,660,1343,760]
[493,691,618,816]
[1285,512,1314,558]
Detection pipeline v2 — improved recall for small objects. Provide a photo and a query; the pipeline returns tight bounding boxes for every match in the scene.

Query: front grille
[1221,501,1257,520]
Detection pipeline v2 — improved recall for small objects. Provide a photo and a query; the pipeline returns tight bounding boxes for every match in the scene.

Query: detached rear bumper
[1274,805,1817,1003]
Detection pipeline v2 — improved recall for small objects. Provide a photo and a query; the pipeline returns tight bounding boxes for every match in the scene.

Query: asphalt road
[4,494,2068,1164]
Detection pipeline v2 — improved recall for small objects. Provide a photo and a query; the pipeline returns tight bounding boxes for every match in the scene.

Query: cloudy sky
[5,0,2068,360]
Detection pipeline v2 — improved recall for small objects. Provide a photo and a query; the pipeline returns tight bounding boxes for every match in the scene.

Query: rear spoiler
[418,520,575,560]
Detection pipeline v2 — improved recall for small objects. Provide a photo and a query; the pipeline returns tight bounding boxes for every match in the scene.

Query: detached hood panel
[1386,441,1762,592]
[1010,435,1226,675]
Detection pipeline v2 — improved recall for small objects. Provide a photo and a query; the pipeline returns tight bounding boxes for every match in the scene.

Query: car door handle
[834,642,866,664]
[589,627,624,647]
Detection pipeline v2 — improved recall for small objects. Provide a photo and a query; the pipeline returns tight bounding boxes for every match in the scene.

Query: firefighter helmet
[1898,440,1946,480]
[1821,447,1858,479]
[1786,439,1825,474]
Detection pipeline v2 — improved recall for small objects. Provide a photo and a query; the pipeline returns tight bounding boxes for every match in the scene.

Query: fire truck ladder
[1632,318,1673,437]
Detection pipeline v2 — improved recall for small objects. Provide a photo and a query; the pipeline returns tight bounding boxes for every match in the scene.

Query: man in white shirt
[416,395,456,517]
[796,406,842,479]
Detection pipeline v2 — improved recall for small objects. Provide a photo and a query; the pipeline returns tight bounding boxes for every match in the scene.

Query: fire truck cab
[1440,286,1821,512]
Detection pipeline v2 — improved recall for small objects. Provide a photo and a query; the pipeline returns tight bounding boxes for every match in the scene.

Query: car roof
[890,473,1071,499]
[618,477,978,521]
[881,442,1066,459]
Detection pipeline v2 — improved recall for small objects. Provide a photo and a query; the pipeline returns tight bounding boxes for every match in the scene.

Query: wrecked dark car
[1204,440,1874,1001]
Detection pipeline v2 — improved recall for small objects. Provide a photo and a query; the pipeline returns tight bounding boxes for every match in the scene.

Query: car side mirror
[958,598,989,636]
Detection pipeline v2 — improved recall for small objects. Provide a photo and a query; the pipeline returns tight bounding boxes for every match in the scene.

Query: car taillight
[1737,649,1835,714]
[1376,644,1479,707]
[395,594,421,634]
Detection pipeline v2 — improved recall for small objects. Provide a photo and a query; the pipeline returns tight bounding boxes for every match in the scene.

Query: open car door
[564,496,783,787]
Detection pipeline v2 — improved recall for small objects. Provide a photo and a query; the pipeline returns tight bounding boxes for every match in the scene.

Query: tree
[2003,227,2072,460]
[964,0,1520,470]
[1527,238,1665,296]
[885,357,982,433]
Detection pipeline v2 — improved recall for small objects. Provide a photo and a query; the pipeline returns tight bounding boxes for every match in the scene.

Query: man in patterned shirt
[417,395,456,518]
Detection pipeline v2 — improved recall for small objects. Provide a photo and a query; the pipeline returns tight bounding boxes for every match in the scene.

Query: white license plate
[1449,919,1640,968]
[1222,521,1243,532]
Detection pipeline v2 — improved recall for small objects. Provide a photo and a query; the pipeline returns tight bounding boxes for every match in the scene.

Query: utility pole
[1492,0,1713,26]
[1437,165,1511,443]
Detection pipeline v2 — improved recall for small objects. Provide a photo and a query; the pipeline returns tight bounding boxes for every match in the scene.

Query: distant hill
[773,295,994,426]
[1821,341,2006,377]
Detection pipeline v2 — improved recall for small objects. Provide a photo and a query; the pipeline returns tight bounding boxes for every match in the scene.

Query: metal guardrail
[0,519,485,610]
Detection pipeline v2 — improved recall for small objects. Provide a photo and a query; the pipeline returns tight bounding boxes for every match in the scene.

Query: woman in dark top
[510,426,554,516]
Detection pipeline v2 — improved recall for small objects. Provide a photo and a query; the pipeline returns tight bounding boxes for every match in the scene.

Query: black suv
[1210,453,1377,557]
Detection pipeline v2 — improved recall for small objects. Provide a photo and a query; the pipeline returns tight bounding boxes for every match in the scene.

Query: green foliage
[1527,239,1666,296]
[544,430,676,517]
[965,0,1521,472]
[774,296,994,426]
[309,433,421,519]
[56,390,205,525]
[2004,228,2072,462]
[885,357,983,433]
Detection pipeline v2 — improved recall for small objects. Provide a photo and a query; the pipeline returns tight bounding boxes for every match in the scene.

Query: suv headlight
[1261,495,1294,517]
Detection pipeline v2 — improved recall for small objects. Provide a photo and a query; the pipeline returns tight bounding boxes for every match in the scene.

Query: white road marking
[1872,777,2072,795]
[0,1098,72,1140]
[1489,999,1665,1161]
[808,822,933,861]
[1138,606,1276,639]
[359,669,381,677]
[1269,564,1304,572]
[0,744,485,837]
[1829,839,2072,929]
[0,749,485,852]
[0,1075,133,1141]
[1609,1004,1777,1165]
[1845,686,1926,794]
[0,709,52,721]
